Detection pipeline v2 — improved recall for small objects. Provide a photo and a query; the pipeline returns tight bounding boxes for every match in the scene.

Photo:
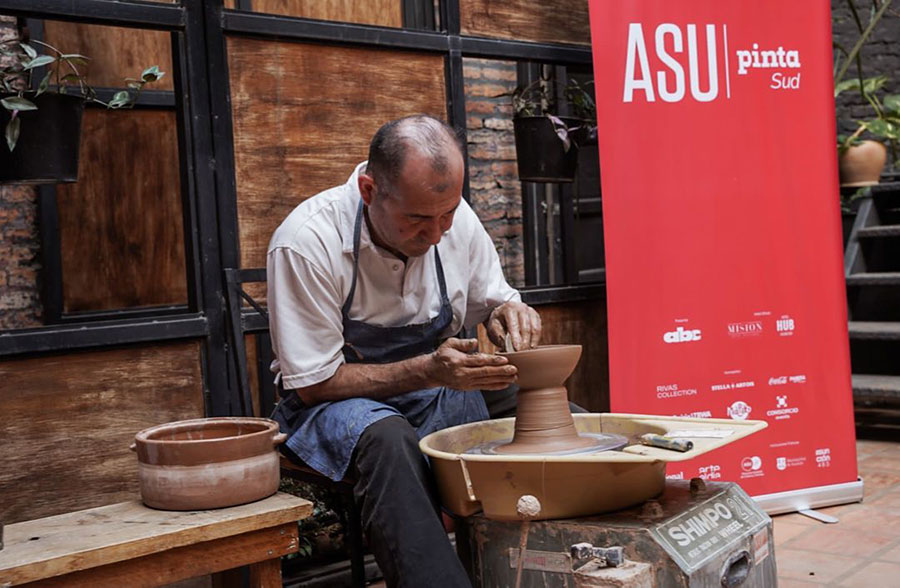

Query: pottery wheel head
[499,344,582,389]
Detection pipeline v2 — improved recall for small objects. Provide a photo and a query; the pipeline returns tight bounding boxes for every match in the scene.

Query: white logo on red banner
[711,380,755,392]
[727,401,752,420]
[657,383,699,399]
[664,326,702,343]
[699,464,722,480]
[766,395,799,420]
[727,321,763,338]
[776,316,795,336]
[740,455,764,479]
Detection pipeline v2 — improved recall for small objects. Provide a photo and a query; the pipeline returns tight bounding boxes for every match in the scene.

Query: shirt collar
[340,162,370,254]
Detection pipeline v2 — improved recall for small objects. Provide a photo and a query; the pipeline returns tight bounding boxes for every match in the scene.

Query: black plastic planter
[513,115,585,183]
[0,93,84,184]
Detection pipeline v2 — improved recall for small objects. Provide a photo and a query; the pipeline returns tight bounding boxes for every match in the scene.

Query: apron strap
[341,198,365,317]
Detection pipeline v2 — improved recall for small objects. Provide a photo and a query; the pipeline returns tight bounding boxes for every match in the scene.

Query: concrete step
[846,272,900,286]
[857,225,900,239]
[848,321,900,340]
[852,374,900,407]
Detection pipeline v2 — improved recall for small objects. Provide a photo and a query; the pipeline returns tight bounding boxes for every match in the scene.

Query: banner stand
[753,478,864,516]
[589,1,861,513]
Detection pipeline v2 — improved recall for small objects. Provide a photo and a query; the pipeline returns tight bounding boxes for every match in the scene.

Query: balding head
[365,115,464,195]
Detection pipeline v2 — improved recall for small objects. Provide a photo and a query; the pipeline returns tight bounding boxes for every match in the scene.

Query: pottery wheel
[464,432,629,456]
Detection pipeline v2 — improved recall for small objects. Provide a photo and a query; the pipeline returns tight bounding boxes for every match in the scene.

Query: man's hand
[428,338,517,391]
[486,301,542,351]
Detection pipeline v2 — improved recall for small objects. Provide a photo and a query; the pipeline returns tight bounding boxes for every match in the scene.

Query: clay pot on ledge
[839,140,887,187]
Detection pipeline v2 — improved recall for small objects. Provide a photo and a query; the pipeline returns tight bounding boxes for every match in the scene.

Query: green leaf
[141,65,164,83]
[864,119,900,140]
[19,42,37,59]
[36,70,52,96]
[884,94,900,116]
[107,90,132,109]
[1,96,37,111]
[835,78,860,98]
[23,55,56,70]
[5,116,20,151]
[862,75,888,95]
[62,56,90,66]
[60,53,90,61]
[60,73,82,84]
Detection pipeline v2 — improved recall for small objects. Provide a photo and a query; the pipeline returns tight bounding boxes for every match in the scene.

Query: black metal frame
[0,0,603,413]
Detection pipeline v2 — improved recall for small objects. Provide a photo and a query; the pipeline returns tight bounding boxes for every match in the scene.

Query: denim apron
[272,199,489,481]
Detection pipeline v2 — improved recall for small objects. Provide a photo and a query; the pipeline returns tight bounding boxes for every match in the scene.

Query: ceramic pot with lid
[131,417,286,510]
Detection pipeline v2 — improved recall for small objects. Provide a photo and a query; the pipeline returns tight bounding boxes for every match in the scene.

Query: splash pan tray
[419,413,766,521]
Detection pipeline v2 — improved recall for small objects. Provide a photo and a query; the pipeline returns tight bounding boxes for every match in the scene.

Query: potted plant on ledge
[509,77,597,183]
[835,75,899,187]
[833,0,898,187]
[0,38,164,184]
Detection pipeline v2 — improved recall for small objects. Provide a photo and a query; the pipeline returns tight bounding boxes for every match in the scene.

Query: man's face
[362,148,464,259]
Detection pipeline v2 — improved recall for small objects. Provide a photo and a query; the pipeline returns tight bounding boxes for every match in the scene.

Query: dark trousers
[285,386,586,588]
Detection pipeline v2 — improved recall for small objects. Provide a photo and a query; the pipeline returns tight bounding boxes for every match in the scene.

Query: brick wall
[832,0,900,160]
[0,16,42,329]
[463,58,525,287]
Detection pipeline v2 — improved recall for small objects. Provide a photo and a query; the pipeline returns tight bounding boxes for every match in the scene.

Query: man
[267,114,540,587]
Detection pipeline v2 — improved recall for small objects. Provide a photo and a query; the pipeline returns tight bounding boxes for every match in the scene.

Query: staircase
[844,179,900,434]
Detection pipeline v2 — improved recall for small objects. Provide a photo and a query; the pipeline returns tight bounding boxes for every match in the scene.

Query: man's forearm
[292,354,435,405]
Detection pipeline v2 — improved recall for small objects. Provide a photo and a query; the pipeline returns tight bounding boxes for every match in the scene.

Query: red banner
[589,0,858,497]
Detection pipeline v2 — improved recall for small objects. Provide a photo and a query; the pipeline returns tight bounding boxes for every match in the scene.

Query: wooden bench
[0,492,312,587]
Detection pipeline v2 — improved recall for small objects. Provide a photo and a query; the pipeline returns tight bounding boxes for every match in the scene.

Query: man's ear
[358,173,376,206]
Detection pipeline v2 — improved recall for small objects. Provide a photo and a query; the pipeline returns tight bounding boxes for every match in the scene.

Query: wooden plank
[251,0,402,28]
[460,0,591,46]
[477,299,609,412]
[0,494,310,585]
[0,342,204,524]
[227,39,446,270]
[56,109,186,313]
[19,526,294,588]
[246,333,261,416]
[42,20,174,91]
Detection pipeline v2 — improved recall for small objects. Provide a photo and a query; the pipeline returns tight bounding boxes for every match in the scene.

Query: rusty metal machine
[456,479,776,588]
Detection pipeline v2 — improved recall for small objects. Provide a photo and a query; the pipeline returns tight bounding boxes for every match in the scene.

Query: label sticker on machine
[651,486,768,572]
[507,548,572,573]
[752,528,770,563]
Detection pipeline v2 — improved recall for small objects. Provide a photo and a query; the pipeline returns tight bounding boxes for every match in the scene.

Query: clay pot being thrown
[132,417,286,510]
[495,344,598,454]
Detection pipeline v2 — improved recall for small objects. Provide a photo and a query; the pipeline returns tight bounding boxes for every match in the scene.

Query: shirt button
[393,264,401,271]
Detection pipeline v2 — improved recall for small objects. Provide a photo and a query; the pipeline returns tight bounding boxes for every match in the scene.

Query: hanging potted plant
[508,77,596,183]
[0,38,164,184]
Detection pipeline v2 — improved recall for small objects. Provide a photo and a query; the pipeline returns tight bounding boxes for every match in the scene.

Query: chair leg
[344,492,367,587]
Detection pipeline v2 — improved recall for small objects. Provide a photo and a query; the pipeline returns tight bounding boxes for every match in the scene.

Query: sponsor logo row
[656,375,806,398]
[663,315,795,344]
[665,447,832,482]
[665,396,802,422]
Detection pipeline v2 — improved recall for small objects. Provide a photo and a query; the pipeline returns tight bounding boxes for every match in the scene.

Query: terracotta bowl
[132,417,286,511]
[499,344,582,389]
